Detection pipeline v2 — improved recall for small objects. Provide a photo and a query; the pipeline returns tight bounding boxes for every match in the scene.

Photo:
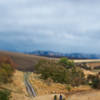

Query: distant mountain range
[25,50,100,59]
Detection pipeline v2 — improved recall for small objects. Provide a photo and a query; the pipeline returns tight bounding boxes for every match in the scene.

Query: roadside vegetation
[0,56,16,100]
[34,57,86,87]
[87,74,100,89]
[0,89,11,100]
[34,57,100,90]
[0,57,15,84]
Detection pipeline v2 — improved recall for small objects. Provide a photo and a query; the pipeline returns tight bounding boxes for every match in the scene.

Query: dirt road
[24,72,36,97]
[67,90,100,100]
[33,90,100,100]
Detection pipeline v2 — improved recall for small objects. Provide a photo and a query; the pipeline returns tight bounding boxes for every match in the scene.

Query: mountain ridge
[25,50,100,59]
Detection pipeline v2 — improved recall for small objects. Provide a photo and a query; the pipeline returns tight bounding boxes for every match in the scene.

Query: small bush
[59,57,74,68]
[0,89,11,100]
[92,76,100,89]
[45,78,53,86]
[87,74,100,89]
[66,84,72,92]
[0,57,15,84]
[70,67,86,86]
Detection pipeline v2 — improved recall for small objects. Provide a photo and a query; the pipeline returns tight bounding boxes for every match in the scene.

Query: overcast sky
[0,0,100,53]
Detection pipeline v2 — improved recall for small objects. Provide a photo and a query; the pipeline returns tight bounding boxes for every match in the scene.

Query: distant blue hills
[25,50,100,59]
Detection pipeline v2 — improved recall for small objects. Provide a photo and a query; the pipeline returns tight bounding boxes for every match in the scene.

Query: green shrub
[66,84,72,92]
[34,59,86,87]
[0,89,11,100]
[59,57,74,68]
[70,67,86,86]
[91,76,100,89]
[0,61,15,84]
[35,60,67,83]
[87,74,100,89]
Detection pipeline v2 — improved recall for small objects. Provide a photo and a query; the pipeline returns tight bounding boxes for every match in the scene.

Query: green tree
[34,59,86,86]
[59,57,74,68]
[34,60,68,83]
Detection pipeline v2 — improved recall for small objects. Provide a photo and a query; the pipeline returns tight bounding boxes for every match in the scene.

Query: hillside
[1,51,100,72]
[0,51,51,71]
[0,70,31,100]
[0,70,92,100]
[0,51,100,100]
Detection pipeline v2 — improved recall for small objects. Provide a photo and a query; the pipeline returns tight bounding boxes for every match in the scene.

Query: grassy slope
[1,51,100,100]
[29,73,91,96]
[0,51,52,71]
[0,70,31,100]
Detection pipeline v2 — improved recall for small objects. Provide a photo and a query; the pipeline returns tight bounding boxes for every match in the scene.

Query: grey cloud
[0,0,100,53]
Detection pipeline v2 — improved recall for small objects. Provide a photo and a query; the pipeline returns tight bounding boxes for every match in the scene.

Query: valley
[1,51,100,100]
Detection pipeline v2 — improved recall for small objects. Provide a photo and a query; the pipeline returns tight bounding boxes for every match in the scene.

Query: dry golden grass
[29,73,91,96]
[1,70,26,93]
[0,70,31,100]
[0,70,96,100]
[29,73,67,95]
[82,69,96,77]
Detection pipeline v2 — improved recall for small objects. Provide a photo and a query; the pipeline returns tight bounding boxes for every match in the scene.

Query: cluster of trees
[0,56,15,84]
[34,58,86,87]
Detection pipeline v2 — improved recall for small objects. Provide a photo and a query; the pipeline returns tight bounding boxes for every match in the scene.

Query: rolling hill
[0,51,51,71]
[1,50,100,72]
